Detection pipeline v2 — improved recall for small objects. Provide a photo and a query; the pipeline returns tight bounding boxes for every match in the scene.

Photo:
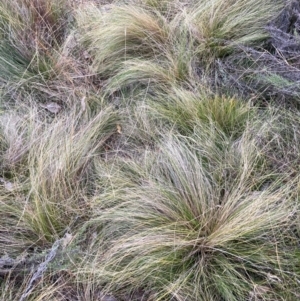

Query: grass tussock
[1,0,300,300]
[0,0,98,107]
[144,87,252,138]
[0,0,68,80]
[186,0,284,60]
[78,135,297,301]
[77,3,200,94]
[77,4,169,74]
[77,0,284,97]
[0,103,119,253]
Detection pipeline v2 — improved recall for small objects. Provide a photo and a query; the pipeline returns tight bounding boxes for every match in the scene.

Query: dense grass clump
[1,0,300,300]
[78,135,297,301]
[0,0,68,90]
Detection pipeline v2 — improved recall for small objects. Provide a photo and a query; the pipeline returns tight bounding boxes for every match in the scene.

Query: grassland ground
[1,0,300,300]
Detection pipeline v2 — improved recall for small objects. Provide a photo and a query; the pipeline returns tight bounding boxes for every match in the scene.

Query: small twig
[19,237,64,301]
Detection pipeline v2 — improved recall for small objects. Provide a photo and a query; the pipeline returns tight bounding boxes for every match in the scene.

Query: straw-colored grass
[0,0,68,82]
[0,103,118,253]
[77,133,297,301]
[1,0,300,300]
[185,0,284,60]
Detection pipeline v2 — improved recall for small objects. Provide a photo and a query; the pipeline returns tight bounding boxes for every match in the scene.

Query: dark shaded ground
[215,0,300,107]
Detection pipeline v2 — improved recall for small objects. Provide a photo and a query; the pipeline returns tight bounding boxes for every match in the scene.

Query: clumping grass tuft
[77,4,170,77]
[0,0,94,106]
[76,3,201,94]
[0,0,69,82]
[185,0,284,61]
[1,0,300,300]
[0,103,119,254]
[78,134,297,301]
[144,86,252,138]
